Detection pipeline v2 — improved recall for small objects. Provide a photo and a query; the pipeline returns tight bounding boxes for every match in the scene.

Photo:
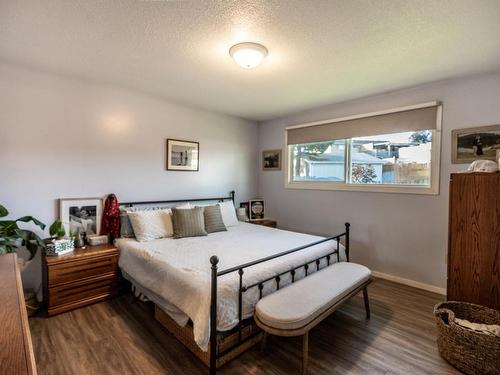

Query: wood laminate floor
[29,279,461,375]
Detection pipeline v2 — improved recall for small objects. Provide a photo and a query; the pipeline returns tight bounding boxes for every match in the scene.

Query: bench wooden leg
[260,332,268,353]
[362,286,371,319]
[302,332,309,375]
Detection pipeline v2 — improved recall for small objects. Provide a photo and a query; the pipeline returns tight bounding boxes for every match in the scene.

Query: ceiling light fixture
[229,42,268,69]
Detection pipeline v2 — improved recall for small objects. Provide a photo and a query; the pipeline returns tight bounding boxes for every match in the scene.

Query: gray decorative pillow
[120,209,136,238]
[203,205,227,234]
[171,207,207,239]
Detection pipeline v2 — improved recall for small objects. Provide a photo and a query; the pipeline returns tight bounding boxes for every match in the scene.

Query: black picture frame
[249,199,265,220]
[262,149,282,170]
[166,139,200,171]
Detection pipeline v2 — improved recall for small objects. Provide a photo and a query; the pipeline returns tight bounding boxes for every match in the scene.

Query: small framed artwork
[59,197,103,236]
[262,149,282,170]
[452,124,500,164]
[166,139,199,171]
[249,199,265,220]
[238,202,250,221]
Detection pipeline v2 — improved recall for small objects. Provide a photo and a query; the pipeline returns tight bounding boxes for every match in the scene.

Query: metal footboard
[209,222,351,374]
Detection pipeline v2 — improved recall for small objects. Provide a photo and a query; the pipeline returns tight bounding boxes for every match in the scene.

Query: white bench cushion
[255,262,371,331]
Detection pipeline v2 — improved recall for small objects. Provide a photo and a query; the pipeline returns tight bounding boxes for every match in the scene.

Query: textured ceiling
[1,0,500,121]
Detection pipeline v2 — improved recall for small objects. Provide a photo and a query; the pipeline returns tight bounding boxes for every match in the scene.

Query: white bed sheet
[116,222,346,351]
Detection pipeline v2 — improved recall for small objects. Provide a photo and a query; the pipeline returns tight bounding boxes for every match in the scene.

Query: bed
[116,192,350,374]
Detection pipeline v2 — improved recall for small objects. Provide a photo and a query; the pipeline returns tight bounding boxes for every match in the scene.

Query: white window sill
[285,181,439,195]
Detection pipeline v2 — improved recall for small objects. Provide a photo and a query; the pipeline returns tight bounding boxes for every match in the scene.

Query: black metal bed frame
[209,225,350,374]
[120,190,235,207]
[118,191,349,375]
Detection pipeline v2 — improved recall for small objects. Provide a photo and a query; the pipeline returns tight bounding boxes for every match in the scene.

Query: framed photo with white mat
[59,197,103,236]
[166,139,199,171]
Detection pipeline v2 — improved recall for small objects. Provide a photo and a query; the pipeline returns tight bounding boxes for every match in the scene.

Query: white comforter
[116,222,346,351]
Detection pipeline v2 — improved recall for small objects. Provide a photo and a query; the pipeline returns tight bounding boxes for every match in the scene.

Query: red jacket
[100,194,120,240]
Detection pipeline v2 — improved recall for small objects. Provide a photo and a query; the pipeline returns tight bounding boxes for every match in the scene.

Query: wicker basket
[434,301,500,375]
[24,291,39,317]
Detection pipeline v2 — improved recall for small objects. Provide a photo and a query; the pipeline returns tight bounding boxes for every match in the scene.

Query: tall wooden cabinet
[447,172,500,310]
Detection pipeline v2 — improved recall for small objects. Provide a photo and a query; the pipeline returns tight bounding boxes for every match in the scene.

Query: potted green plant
[0,204,46,261]
[0,204,48,316]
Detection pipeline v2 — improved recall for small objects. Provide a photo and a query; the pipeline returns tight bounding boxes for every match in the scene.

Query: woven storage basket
[434,301,500,375]
[24,291,39,317]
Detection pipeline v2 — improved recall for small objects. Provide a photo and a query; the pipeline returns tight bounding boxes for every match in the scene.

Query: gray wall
[0,62,259,293]
[258,72,500,289]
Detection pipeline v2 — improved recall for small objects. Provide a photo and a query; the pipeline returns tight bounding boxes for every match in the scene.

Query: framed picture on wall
[166,139,199,171]
[262,149,282,170]
[59,197,103,237]
[452,124,500,164]
[249,199,265,220]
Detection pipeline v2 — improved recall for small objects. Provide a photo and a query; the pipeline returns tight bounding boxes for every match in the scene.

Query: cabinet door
[447,174,500,309]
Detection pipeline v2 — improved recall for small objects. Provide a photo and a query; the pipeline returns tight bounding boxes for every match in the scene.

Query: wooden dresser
[447,172,500,310]
[0,253,37,375]
[43,244,119,316]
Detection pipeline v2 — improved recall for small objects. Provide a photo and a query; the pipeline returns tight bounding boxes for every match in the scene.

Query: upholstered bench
[254,262,372,374]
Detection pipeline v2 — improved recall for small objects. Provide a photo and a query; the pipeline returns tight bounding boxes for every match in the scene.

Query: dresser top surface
[44,243,118,265]
[451,172,499,177]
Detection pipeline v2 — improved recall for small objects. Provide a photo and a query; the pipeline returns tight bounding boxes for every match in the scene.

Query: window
[286,103,442,194]
[291,140,346,182]
[349,131,432,186]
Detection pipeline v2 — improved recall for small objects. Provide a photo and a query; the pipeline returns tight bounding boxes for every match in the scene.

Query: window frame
[284,102,442,195]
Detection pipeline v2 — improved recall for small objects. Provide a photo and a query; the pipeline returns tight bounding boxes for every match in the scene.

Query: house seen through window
[291,130,433,186]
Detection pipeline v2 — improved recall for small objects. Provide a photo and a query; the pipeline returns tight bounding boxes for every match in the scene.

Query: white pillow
[127,209,174,242]
[218,201,239,227]
[175,203,193,209]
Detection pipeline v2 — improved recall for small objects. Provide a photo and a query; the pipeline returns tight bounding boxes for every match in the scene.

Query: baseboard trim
[372,271,446,295]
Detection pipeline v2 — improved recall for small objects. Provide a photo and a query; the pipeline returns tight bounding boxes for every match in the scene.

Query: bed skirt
[154,305,263,368]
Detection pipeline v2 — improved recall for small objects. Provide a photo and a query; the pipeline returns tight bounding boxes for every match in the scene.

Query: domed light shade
[229,42,268,69]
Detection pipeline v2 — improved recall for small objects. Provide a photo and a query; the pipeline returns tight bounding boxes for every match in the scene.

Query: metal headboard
[120,190,235,207]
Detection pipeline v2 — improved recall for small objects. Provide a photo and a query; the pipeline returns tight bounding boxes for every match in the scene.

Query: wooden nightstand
[42,244,119,316]
[250,219,277,228]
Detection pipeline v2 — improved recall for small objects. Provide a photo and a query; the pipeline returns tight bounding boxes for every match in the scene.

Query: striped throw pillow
[203,205,227,234]
[171,207,207,239]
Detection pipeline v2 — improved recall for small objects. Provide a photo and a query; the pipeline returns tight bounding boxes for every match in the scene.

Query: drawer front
[48,255,117,285]
[48,273,117,308]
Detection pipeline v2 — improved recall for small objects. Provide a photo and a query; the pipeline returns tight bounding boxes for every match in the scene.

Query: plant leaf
[0,204,8,218]
[0,221,19,235]
[1,243,15,254]
[49,220,65,238]
[16,216,46,230]
[23,230,45,259]
[14,229,29,242]
[26,241,39,259]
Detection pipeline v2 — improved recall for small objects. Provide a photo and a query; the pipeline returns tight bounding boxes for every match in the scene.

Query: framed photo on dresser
[239,202,250,221]
[166,139,199,171]
[249,199,265,220]
[59,197,103,236]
